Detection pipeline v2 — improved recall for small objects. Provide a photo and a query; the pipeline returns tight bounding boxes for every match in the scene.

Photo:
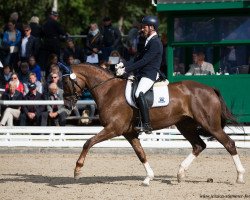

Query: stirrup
[143,124,153,134]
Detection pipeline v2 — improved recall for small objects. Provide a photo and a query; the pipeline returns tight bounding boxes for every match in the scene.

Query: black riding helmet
[141,16,159,30]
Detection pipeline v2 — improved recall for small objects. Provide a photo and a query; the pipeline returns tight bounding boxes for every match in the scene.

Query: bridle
[59,62,117,103]
[62,73,83,101]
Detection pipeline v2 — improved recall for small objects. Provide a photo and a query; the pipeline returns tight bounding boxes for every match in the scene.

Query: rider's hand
[116,67,126,77]
[115,62,124,70]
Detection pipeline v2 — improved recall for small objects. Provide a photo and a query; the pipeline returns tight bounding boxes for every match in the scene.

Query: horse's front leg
[125,134,154,186]
[74,127,116,179]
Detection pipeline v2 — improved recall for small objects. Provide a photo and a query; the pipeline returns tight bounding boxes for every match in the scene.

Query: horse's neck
[81,66,114,102]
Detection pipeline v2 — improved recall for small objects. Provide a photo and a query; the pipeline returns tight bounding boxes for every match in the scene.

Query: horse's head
[58,62,85,110]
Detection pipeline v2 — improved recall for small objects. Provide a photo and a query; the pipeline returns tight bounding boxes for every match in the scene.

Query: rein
[89,77,116,92]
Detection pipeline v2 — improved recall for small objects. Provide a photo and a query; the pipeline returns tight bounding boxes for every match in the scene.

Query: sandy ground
[0,149,249,200]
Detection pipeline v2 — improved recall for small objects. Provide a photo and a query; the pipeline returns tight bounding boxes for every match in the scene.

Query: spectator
[63,38,84,63]
[46,53,58,77]
[5,73,24,94]
[42,83,69,126]
[18,62,30,85]
[28,55,41,81]
[126,21,140,60]
[65,54,79,66]
[0,81,23,126]
[20,83,47,126]
[186,52,214,75]
[174,57,185,75]
[100,16,122,61]
[161,33,168,73]
[47,64,62,81]
[85,23,103,63]
[29,16,42,39]
[8,12,23,36]
[108,50,126,73]
[2,20,21,71]
[19,24,39,62]
[23,72,43,95]
[43,72,63,97]
[0,65,13,89]
[42,11,67,69]
[78,89,96,125]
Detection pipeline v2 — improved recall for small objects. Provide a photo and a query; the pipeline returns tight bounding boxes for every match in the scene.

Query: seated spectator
[78,88,96,125]
[18,62,30,85]
[43,72,63,97]
[46,53,58,78]
[23,72,43,95]
[42,83,69,126]
[0,81,23,126]
[47,64,62,81]
[5,73,24,94]
[174,57,185,75]
[28,55,41,81]
[63,38,85,63]
[186,52,214,75]
[0,65,13,89]
[20,83,47,126]
[65,54,80,66]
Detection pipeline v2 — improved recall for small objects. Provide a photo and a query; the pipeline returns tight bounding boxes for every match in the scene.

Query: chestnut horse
[60,63,245,185]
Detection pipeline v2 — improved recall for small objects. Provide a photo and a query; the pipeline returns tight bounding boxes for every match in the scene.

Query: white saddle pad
[125,80,170,108]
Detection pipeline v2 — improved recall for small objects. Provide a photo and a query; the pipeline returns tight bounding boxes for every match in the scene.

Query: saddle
[125,77,170,108]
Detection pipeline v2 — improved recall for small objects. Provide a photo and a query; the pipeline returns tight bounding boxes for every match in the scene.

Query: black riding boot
[136,92,153,134]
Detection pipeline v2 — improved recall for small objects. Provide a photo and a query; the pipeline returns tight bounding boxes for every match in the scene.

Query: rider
[116,16,163,134]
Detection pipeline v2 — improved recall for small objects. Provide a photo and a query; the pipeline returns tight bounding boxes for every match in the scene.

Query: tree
[0,0,167,35]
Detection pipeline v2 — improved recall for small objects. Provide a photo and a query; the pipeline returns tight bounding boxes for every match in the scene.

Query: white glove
[115,62,124,70]
[116,67,126,76]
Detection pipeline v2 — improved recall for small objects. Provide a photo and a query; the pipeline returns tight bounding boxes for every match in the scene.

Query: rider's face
[141,25,154,37]
[141,25,149,37]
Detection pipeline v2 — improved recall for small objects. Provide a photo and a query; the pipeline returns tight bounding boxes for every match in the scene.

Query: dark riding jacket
[124,35,163,81]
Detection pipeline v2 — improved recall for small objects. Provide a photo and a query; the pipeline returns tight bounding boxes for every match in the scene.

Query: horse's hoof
[236,173,245,184]
[74,170,82,180]
[236,179,245,184]
[142,177,151,186]
[177,172,185,183]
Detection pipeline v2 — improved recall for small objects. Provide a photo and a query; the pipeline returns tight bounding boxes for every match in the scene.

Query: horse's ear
[58,62,72,75]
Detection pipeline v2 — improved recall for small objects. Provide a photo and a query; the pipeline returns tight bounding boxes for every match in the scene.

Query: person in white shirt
[186,52,215,75]
[19,24,39,62]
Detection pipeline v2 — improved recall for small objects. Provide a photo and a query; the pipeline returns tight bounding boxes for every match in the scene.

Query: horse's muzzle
[64,99,75,111]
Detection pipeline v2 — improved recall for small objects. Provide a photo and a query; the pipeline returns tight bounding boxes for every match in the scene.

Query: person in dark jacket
[100,17,122,61]
[0,81,23,126]
[19,24,39,62]
[20,82,47,126]
[116,16,163,134]
[85,23,103,62]
[42,11,67,58]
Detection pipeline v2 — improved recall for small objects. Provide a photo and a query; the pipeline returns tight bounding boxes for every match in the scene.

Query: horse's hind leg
[176,119,207,182]
[207,128,245,183]
[74,127,116,179]
[124,134,154,186]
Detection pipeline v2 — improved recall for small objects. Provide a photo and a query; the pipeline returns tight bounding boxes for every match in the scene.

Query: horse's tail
[213,88,240,128]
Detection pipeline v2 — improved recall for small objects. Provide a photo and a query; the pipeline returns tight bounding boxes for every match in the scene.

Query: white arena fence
[0,126,249,148]
[0,100,250,148]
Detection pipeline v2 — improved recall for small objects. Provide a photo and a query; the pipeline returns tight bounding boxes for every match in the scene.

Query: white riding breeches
[135,77,155,98]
